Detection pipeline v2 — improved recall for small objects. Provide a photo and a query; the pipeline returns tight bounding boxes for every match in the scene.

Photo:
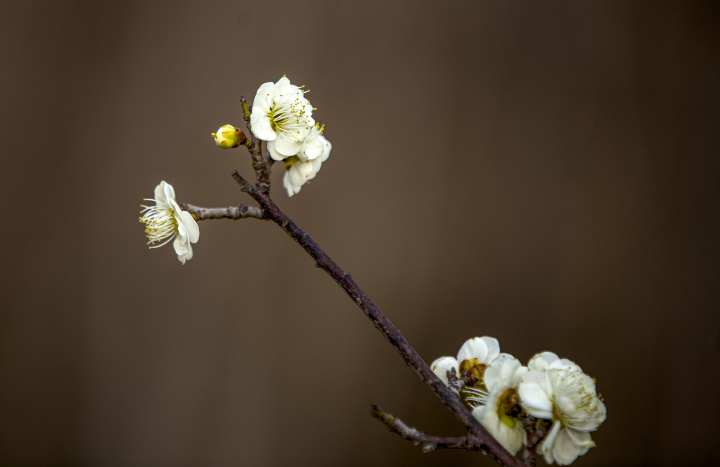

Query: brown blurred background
[1,1,719,466]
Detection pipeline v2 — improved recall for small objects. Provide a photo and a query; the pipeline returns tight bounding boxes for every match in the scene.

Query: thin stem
[180,203,266,221]
[230,170,523,467]
[239,96,270,192]
[371,403,482,454]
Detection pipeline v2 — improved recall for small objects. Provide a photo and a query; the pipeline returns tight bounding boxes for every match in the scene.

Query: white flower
[430,336,501,385]
[250,76,314,159]
[140,181,199,264]
[467,354,529,455]
[518,357,606,465]
[282,131,332,197]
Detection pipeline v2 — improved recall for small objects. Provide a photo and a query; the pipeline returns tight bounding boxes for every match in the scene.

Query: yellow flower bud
[211,125,241,149]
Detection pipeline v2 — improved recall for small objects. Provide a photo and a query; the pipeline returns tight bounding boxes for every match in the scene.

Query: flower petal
[518,372,553,416]
[179,211,199,243]
[173,235,189,256]
[267,140,285,161]
[430,356,459,385]
[553,358,583,373]
[288,160,314,186]
[538,422,561,464]
[484,354,519,391]
[174,214,187,238]
[551,427,594,465]
[251,116,276,142]
[528,351,560,371]
[176,242,193,265]
[481,337,501,362]
[457,337,489,364]
[318,135,332,162]
[274,133,303,156]
[252,82,275,111]
[274,76,295,95]
[298,134,324,161]
[283,171,302,197]
[154,181,169,205]
[162,182,176,204]
[474,403,526,455]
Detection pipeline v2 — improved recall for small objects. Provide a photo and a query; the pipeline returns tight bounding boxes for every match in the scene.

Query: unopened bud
[211,125,242,149]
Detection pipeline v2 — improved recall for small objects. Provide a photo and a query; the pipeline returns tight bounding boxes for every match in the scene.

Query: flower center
[496,388,521,429]
[268,92,312,136]
[140,200,178,248]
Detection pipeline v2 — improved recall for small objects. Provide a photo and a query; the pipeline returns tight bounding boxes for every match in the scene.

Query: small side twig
[180,203,266,221]
[371,403,482,454]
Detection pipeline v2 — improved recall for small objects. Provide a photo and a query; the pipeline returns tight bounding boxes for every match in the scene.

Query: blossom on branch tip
[212,125,241,149]
[518,357,606,465]
[250,76,314,159]
[467,354,529,455]
[139,181,199,264]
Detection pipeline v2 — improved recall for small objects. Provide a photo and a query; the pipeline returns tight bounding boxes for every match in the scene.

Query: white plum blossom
[282,130,332,197]
[518,353,606,465]
[466,354,529,455]
[140,181,199,264]
[250,76,314,159]
[430,336,501,385]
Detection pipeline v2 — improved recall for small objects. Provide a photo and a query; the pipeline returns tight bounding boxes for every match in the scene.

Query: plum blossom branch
[180,203,266,221]
[145,76,607,466]
[229,170,523,467]
[371,403,482,454]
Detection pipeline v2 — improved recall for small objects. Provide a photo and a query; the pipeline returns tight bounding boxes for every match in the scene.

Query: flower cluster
[249,76,332,197]
[139,181,199,264]
[431,338,606,465]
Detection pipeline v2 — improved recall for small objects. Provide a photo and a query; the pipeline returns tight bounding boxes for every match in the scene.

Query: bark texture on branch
[180,203,266,221]
[230,170,524,467]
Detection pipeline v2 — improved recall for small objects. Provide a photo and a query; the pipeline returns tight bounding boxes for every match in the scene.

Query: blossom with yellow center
[466,354,529,455]
[518,352,606,465]
[139,181,199,264]
[250,76,315,159]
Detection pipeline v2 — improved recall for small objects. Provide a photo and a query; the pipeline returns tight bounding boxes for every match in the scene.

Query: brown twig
[180,203,266,221]
[239,96,271,192]
[519,415,547,466]
[230,170,523,467]
[371,403,482,454]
